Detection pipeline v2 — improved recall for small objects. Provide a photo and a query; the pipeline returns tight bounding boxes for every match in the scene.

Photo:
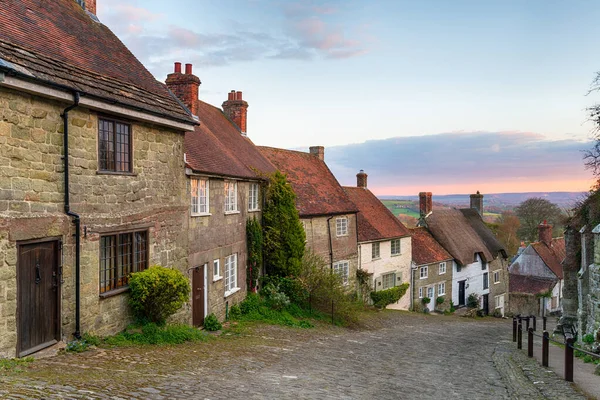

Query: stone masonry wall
[490,257,509,316]
[0,87,188,357]
[412,261,453,312]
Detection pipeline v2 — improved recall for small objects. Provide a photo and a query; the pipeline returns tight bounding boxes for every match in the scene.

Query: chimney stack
[419,192,432,218]
[356,170,368,188]
[538,220,553,246]
[470,191,484,216]
[309,146,324,161]
[222,90,249,135]
[165,62,201,117]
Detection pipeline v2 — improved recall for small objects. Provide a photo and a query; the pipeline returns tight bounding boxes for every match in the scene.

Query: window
[418,287,423,298]
[439,262,446,275]
[495,294,504,309]
[224,181,238,212]
[391,239,401,256]
[333,260,350,285]
[372,242,380,259]
[427,286,434,299]
[438,282,446,296]
[224,254,238,295]
[248,183,260,211]
[99,231,147,294]
[191,178,209,215]
[213,259,221,281]
[336,217,348,236]
[420,266,428,279]
[482,261,487,271]
[99,118,132,172]
[493,270,500,284]
[483,272,489,289]
[456,264,462,273]
[382,272,395,290]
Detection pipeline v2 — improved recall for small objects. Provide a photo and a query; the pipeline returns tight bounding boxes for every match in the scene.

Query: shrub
[370,284,410,309]
[467,293,479,309]
[229,304,242,320]
[422,297,431,305]
[240,293,262,315]
[583,333,595,344]
[261,283,291,311]
[449,301,456,313]
[246,217,263,292]
[128,266,190,324]
[436,296,444,305]
[203,314,222,331]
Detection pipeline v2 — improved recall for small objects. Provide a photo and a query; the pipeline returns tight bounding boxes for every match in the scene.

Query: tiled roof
[531,238,565,279]
[185,100,275,179]
[343,187,410,242]
[258,147,358,216]
[509,274,557,295]
[410,227,453,266]
[0,0,193,124]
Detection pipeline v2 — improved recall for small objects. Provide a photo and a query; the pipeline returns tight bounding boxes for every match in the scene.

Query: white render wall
[359,236,412,310]
[452,254,490,307]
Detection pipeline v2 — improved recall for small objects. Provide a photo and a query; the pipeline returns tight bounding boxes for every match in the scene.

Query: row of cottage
[0,0,509,358]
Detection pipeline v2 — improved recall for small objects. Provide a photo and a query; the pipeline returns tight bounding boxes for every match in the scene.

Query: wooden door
[17,240,60,357]
[192,264,206,326]
[482,294,489,315]
[458,280,466,306]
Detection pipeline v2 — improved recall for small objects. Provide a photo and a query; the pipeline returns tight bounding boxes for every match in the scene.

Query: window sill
[191,213,212,217]
[213,276,223,282]
[391,253,401,257]
[224,287,241,298]
[438,272,446,275]
[96,171,137,177]
[336,234,349,238]
[419,277,428,280]
[494,281,500,285]
[99,286,129,298]
[224,210,240,215]
[248,209,261,213]
[371,257,381,261]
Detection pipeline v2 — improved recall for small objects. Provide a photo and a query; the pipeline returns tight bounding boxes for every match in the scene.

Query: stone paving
[0,312,591,399]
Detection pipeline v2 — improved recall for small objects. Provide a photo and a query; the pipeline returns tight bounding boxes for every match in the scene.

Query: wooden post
[532,315,537,331]
[565,337,574,382]
[543,316,547,331]
[525,316,530,331]
[513,317,517,342]
[518,320,523,350]
[542,331,549,367]
[528,327,534,357]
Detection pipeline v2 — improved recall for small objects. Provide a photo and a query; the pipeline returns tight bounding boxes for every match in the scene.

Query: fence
[512,315,600,382]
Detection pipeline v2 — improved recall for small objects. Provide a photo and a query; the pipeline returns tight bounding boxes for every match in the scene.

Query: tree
[495,211,521,256]
[263,171,306,278]
[584,72,600,178]
[514,198,563,243]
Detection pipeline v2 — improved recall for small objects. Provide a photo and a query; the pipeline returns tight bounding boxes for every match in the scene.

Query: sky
[97,0,600,195]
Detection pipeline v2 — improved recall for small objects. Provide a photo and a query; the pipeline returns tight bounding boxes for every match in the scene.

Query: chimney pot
[357,170,368,188]
[222,90,249,135]
[174,62,182,73]
[165,61,201,117]
[185,63,193,74]
[470,191,484,216]
[538,221,553,246]
[309,146,325,161]
[419,192,433,218]
[236,91,243,100]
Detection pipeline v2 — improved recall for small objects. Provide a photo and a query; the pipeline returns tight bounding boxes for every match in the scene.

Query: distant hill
[378,192,587,209]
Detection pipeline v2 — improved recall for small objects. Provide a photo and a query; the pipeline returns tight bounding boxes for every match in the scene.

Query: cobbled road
[0,312,588,399]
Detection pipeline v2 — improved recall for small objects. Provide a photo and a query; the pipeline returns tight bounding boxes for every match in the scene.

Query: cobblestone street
[0,312,590,399]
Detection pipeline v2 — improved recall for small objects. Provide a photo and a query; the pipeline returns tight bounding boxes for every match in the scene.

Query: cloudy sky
[97,0,599,195]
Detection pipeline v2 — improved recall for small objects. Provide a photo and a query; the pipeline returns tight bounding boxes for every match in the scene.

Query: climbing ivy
[246,216,263,292]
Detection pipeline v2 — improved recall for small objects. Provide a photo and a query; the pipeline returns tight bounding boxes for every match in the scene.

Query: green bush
[261,283,291,311]
[104,323,208,346]
[422,297,431,305]
[467,293,479,309]
[449,301,456,313]
[583,333,595,344]
[229,304,242,320]
[240,293,262,315]
[246,217,263,292]
[128,266,190,324]
[436,296,444,305]
[370,284,410,309]
[203,313,222,331]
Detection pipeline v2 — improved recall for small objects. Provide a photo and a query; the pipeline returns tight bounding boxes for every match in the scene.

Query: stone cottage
[343,170,412,309]
[418,192,509,315]
[259,146,359,285]
[0,0,196,357]
[164,63,276,324]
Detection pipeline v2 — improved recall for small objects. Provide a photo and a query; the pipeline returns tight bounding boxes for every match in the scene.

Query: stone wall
[412,260,453,312]
[508,293,539,316]
[490,257,509,316]
[0,87,188,357]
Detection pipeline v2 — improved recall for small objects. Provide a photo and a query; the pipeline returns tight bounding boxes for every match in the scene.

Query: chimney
[165,62,201,117]
[309,146,324,161]
[419,192,432,218]
[538,220,553,246]
[222,90,249,135]
[357,170,368,188]
[470,190,484,216]
[86,0,96,14]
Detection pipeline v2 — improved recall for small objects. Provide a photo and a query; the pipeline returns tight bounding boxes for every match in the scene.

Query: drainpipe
[62,92,82,340]
[327,216,334,269]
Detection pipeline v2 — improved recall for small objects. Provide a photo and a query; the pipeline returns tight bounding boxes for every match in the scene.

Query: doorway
[458,280,466,306]
[192,264,207,326]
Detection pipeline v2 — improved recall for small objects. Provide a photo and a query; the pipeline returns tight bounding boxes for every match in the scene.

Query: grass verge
[0,357,34,373]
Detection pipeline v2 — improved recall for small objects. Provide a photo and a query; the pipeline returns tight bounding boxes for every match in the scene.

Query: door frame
[16,237,62,357]
[458,280,466,306]
[192,264,207,326]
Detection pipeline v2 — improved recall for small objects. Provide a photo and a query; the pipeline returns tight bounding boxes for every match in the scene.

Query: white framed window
[213,259,221,281]
[191,178,209,215]
[248,183,260,211]
[418,287,423,298]
[224,181,238,213]
[427,286,434,299]
[495,294,505,309]
[391,239,401,256]
[439,262,446,275]
[483,272,489,289]
[336,217,348,236]
[493,270,500,284]
[437,282,446,296]
[224,253,238,295]
[420,266,428,279]
[333,260,350,285]
[372,242,380,259]
[382,272,395,290]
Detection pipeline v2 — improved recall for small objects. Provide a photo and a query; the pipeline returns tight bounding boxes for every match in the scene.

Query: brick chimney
[86,0,96,14]
[357,170,368,188]
[309,146,324,161]
[538,220,553,246]
[222,90,248,135]
[470,190,484,216]
[165,62,201,117]
[419,192,432,218]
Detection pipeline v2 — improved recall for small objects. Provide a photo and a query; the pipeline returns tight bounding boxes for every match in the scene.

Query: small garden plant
[370,284,409,309]
[203,313,222,332]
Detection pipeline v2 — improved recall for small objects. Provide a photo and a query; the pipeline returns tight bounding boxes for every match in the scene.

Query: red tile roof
[185,100,275,179]
[258,147,358,216]
[531,238,565,279]
[0,0,193,124]
[509,274,557,295]
[343,187,410,242]
[410,227,453,265]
